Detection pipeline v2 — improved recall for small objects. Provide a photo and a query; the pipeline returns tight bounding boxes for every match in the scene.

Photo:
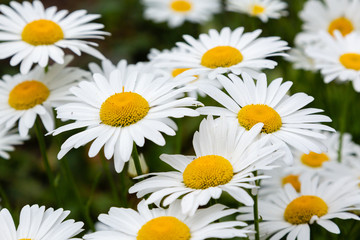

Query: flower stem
[34,119,61,205]
[131,143,143,177]
[100,153,121,205]
[337,83,352,162]
[252,171,260,240]
[0,183,11,211]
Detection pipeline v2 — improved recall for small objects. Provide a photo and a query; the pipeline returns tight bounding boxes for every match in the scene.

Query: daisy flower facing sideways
[0,0,108,74]
[238,176,360,240]
[197,73,334,162]
[226,0,288,23]
[0,204,84,240]
[52,63,200,173]
[84,200,250,240]
[0,55,89,137]
[0,126,29,159]
[130,116,284,216]
[156,27,289,79]
[141,0,221,28]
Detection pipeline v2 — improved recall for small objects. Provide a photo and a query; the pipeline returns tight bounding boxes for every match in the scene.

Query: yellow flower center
[171,68,199,82]
[339,53,360,70]
[19,239,32,240]
[284,195,328,225]
[137,216,191,240]
[201,46,243,69]
[237,104,282,134]
[251,4,265,15]
[301,152,329,168]
[8,80,50,110]
[99,92,149,127]
[328,17,354,36]
[282,174,301,192]
[170,0,192,12]
[183,155,233,189]
[22,19,64,46]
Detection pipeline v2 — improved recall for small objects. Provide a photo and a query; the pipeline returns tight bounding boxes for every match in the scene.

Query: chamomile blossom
[0,204,84,240]
[156,27,289,79]
[84,200,249,240]
[197,73,334,163]
[306,31,360,91]
[0,0,108,74]
[226,0,287,22]
[52,64,200,173]
[238,177,360,240]
[141,0,221,28]
[0,55,89,137]
[0,126,29,159]
[130,116,284,216]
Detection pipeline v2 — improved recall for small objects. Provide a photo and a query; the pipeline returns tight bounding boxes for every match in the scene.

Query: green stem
[175,119,183,154]
[100,153,121,205]
[252,171,260,240]
[0,184,11,210]
[131,143,143,177]
[337,83,352,162]
[34,119,61,205]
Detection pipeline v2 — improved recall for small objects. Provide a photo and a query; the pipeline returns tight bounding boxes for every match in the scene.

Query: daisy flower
[0,126,29,159]
[0,204,83,240]
[84,200,250,240]
[238,176,360,239]
[0,0,108,74]
[197,73,334,163]
[226,0,288,23]
[141,0,221,28]
[129,116,284,216]
[306,31,360,91]
[52,64,200,173]
[289,132,360,175]
[155,27,289,79]
[0,55,89,137]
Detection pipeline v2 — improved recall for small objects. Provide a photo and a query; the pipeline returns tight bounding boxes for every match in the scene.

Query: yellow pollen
[251,4,265,15]
[301,152,329,168]
[137,216,191,240]
[99,92,149,127]
[284,195,328,225]
[201,46,243,69]
[8,80,50,110]
[339,53,360,70]
[328,17,354,36]
[183,155,233,189]
[170,0,192,12]
[282,175,301,192]
[19,239,32,240]
[171,68,199,82]
[237,104,282,134]
[22,19,64,46]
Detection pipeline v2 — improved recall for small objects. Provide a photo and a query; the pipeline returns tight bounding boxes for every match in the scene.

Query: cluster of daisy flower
[0,0,360,240]
[141,0,288,27]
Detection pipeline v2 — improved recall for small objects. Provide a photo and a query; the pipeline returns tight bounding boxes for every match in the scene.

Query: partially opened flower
[0,126,29,159]
[155,27,289,79]
[0,204,83,240]
[0,55,89,137]
[84,200,250,240]
[0,0,108,74]
[226,0,287,22]
[130,116,284,215]
[52,63,200,173]
[198,73,334,162]
[141,0,221,28]
[238,176,360,240]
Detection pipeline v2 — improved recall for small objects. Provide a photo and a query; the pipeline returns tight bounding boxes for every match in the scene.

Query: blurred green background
[0,0,360,239]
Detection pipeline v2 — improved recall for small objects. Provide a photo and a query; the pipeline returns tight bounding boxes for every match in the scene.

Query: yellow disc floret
[170,0,192,12]
[282,175,301,192]
[201,46,243,69]
[8,80,50,110]
[339,53,360,70]
[100,92,149,127]
[19,239,32,240]
[22,19,64,46]
[328,17,354,36]
[284,195,328,225]
[183,155,233,189]
[251,4,265,15]
[301,152,329,168]
[237,104,282,134]
[137,216,191,240]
